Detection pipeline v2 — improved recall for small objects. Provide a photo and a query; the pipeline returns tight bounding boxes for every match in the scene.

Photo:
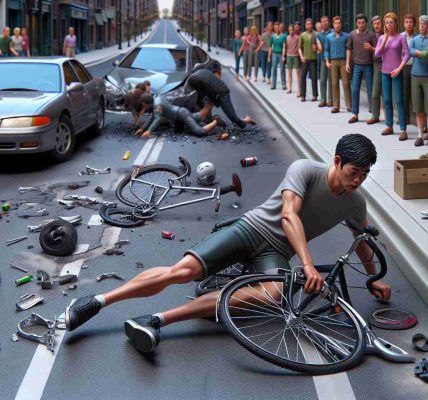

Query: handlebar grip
[364,237,388,291]
[345,219,365,235]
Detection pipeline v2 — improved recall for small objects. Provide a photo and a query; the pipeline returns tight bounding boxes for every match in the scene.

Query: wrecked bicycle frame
[99,157,243,227]
[209,218,415,375]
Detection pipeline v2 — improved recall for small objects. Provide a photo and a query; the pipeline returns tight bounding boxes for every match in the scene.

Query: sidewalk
[181,29,428,300]
[76,23,157,67]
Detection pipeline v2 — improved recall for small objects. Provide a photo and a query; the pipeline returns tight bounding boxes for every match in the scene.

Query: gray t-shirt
[243,159,367,259]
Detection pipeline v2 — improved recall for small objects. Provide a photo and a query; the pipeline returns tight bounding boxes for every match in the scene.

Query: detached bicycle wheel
[218,275,365,375]
[99,204,145,228]
[116,164,184,207]
[195,263,247,296]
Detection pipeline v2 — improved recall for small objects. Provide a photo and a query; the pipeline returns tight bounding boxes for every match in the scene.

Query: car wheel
[49,115,75,163]
[90,101,105,137]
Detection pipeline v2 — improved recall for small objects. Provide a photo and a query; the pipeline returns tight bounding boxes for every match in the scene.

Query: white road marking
[144,138,165,165]
[88,214,103,226]
[313,373,357,400]
[164,21,167,43]
[133,137,165,167]
[72,243,90,255]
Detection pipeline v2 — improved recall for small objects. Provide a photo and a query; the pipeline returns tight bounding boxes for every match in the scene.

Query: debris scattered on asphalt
[197,216,202,221]
[115,240,130,246]
[81,264,88,269]
[415,358,428,381]
[11,333,19,342]
[55,316,66,330]
[58,195,116,209]
[79,166,111,176]
[104,240,130,256]
[68,284,77,290]
[59,274,78,285]
[18,187,37,193]
[2,202,12,212]
[241,157,258,167]
[10,263,28,273]
[17,203,49,218]
[27,245,34,249]
[17,313,56,352]
[95,186,104,194]
[218,133,229,141]
[62,291,68,296]
[16,294,45,311]
[48,180,90,190]
[186,296,196,301]
[136,261,145,269]
[28,214,82,233]
[123,150,131,160]
[7,236,28,246]
[161,230,175,240]
[412,333,428,352]
[96,272,125,282]
[36,270,54,289]
[179,239,185,243]
[232,203,240,209]
[39,220,78,256]
[15,274,33,286]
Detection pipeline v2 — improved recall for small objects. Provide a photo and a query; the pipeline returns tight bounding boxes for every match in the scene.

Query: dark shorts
[287,55,301,70]
[185,219,290,279]
[411,75,428,114]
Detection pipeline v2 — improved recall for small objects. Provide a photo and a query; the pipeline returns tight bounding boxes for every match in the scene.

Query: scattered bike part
[79,166,111,176]
[367,308,418,330]
[28,214,82,233]
[10,263,28,273]
[15,275,33,286]
[136,261,145,268]
[62,291,68,296]
[18,187,37,193]
[96,272,125,282]
[161,231,175,240]
[59,274,78,285]
[63,195,116,207]
[123,150,131,160]
[95,186,104,194]
[39,220,78,256]
[68,284,77,290]
[7,236,28,246]
[36,269,53,289]
[219,174,243,197]
[421,209,428,216]
[241,157,258,167]
[196,162,216,186]
[11,333,19,342]
[415,358,428,382]
[115,240,130,246]
[413,334,428,352]
[99,204,145,228]
[17,313,56,352]
[16,294,45,311]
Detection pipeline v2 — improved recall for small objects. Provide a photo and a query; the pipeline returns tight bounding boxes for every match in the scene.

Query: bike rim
[102,208,144,227]
[223,276,362,368]
[56,123,72,155]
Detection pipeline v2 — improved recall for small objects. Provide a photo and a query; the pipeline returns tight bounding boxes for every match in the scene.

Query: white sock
[94,295,106,308]
[153,313,166,327]
[418,129,423,138]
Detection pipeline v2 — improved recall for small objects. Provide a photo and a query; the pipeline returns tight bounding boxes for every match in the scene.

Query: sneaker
[124,315,161,353]
[415,137,424,147]
[65,295,102,331]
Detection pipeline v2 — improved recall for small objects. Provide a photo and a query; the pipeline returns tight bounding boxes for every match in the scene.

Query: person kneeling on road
[122,80,151,127]
[186,60,256,128]
[134,92,222,138]
[65,134,391,354]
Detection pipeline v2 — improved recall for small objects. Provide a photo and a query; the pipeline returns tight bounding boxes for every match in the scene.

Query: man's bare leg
[198,102,214,121]
[202,119,218,133]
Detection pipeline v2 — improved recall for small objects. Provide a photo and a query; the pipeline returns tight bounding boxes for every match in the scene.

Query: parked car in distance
[0,58,106,162]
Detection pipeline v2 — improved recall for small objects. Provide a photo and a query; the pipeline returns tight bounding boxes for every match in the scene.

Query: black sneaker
[65,295,102,331]
[124,315,161,353]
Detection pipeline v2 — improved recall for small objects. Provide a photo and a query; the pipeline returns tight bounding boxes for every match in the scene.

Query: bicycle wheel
[116,164,184,207]
[99,204,145,228]
[195,263,246,297]
[218,275,365,375]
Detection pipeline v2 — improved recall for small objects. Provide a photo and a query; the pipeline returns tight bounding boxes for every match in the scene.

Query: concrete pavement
[179,27,428,301]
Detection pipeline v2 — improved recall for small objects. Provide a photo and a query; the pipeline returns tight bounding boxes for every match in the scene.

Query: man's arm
[281,190,324,293]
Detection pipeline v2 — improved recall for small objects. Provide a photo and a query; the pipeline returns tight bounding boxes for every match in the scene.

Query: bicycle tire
[116,164,184,207]
[39,220,78,256]
[195,263,246,296]
[218,274,365,375]
[99,204,145,228]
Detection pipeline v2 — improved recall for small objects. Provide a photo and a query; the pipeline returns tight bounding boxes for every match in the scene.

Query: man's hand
[346,63,351,73]
[300,56,306,63]
[303,265,324,294]
[415,50,421,58]
[369,281,391,302]
[326,61,333,69]
[141,130,151,138]
[363,41,373,51]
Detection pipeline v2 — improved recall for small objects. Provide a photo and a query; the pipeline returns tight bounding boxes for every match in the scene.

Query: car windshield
[120,48,187,72]
[0,63,61,93]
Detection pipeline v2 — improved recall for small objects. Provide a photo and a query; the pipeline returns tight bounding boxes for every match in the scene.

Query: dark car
[105,43,214,111]
[0,58,106,162]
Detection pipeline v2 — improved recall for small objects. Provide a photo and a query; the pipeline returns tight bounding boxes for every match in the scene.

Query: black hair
[206,60,222,75]
[135,80,150,91]
[135,93,153,113]
[335,134,377,168]
[355,13,367,22]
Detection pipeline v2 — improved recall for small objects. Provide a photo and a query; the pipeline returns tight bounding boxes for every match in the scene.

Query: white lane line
[144,138,165,166]
[313,373,357,400]
[164,20,167,43]
[72,243,90,256]
[133,137,165,167]
[88,214,103,226]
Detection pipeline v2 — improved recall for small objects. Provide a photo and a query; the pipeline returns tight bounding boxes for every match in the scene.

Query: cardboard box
[394,160,428,199]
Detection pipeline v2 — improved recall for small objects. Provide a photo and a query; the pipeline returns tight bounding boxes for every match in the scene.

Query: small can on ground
[15,275,33,286]
[2,202,11,212]
[123,150,131,160]
[95,186,104,194]
[241,157,258,167]
[161,231,175,240]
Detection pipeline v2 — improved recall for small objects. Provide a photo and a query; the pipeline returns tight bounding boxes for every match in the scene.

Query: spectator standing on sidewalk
[268,21,287,90]
[9,27,24,56]
[375,12,410,139]
[21,27,30,56]
[346,14,377,124]
[317,16,333,107]
[232,30,243,81]
[260,22,273,84]
[294,21,302,36]
[247,26,261,82]
[286,23,301,96]
[367,16,383,125]
[409,15,428,146]
[0,27,11,57]
[63,27,77,58]
[401,14,416,125]
[315,21,322,79]
[298,18,318,102]
[325,16,351,113]
[238,27,250,81]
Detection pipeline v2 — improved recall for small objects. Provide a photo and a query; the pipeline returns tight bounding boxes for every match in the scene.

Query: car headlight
[104,79,123,96]
[0,116,51,128]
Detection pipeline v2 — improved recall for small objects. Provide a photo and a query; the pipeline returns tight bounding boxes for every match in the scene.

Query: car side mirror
[192,63,203,72]
[113,60,120,67]
[67,82,84,93]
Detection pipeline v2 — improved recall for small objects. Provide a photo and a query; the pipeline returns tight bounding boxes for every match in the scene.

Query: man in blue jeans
[346,14,377,124]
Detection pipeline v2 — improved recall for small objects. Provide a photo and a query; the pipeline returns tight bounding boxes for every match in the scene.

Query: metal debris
[81,264,88,269]
[28,215,82,233]
[17,203,49,218]
[232,203,240,209]
[6,236,28,246]
[18,187,37,193]
[79,166,111,176]
[62,291,68,296]
[95,186,104,194]
[58,195,116,209]
[36,270,53,289]
[136,261,145,269]
[11,333,19,342]
[10,263,28,273]
[48,181,90,190]
[96,272,125,282]
[68,284,77,290]
[17,313,56,352]
[16,294,45,311]
[59,274,78,285]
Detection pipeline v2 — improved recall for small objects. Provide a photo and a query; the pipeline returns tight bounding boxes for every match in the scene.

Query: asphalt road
[1,19,427,400]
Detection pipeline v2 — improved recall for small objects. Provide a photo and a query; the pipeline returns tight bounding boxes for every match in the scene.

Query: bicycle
[99,157,243,227]
[205,218,415,374]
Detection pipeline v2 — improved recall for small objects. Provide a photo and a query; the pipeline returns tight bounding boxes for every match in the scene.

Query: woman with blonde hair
[375,12,410,139]
[247,25,261,81]
[9,27,24,56]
